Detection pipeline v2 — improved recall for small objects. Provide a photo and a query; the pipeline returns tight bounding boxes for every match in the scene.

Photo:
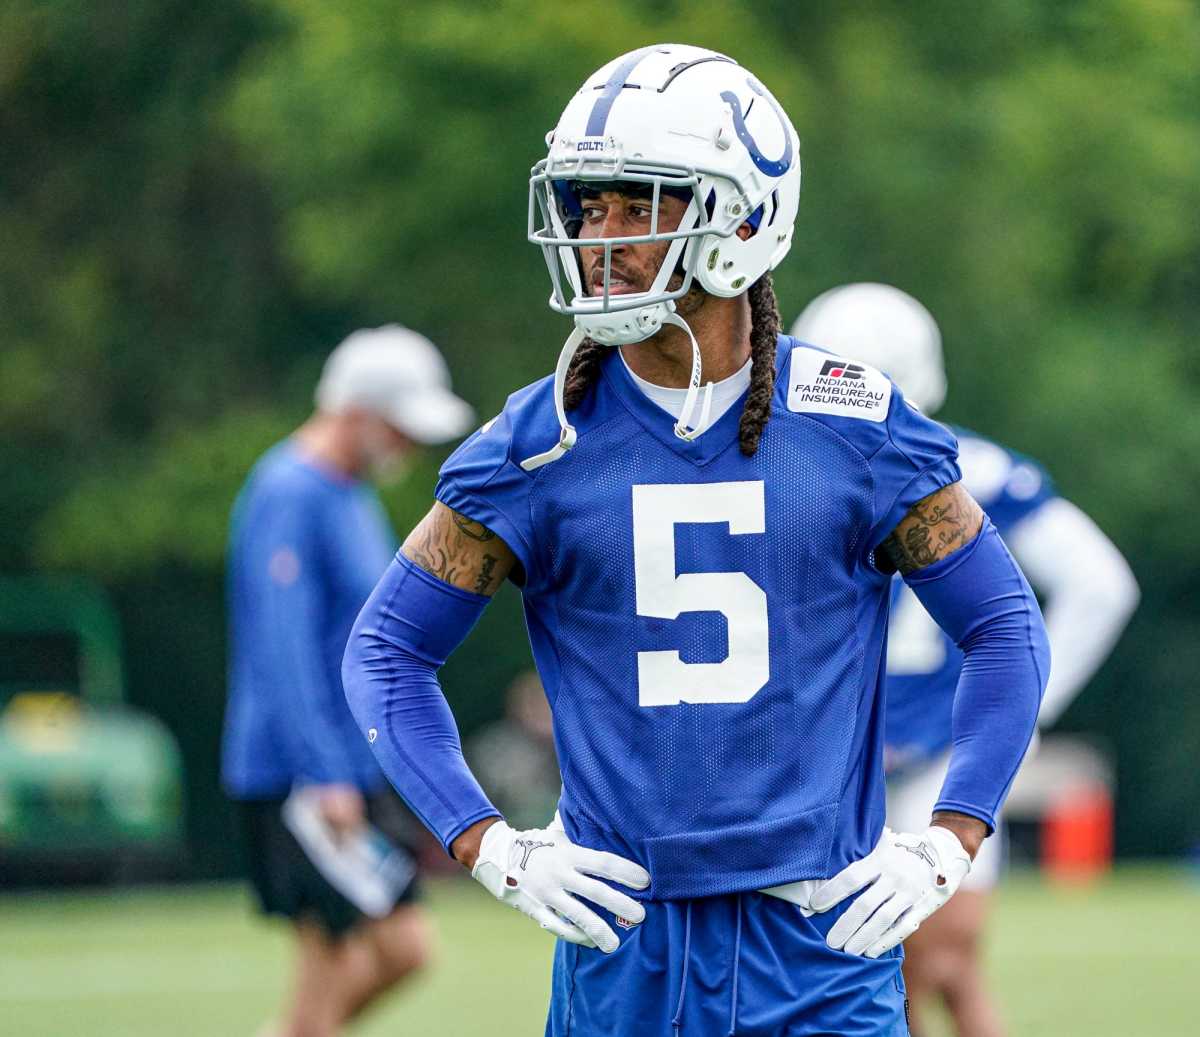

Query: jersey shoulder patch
[785,344,892,423]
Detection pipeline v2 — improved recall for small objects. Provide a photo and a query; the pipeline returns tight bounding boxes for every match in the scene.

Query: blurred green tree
[0,0,336,871]
[3,0,1197,866]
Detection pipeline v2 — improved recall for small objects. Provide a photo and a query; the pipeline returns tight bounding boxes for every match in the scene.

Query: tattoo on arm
[474,554,498,595]
[402,502,515,595]
[452,511,496,542]
[879,481,984,575]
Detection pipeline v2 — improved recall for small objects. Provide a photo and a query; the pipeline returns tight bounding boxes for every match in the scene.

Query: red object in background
[1041,785,1114,882]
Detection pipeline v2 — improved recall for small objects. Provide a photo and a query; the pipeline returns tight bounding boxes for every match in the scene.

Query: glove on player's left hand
[810,825,971,958]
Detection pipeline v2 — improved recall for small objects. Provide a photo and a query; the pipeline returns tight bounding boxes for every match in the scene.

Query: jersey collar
[600,337,788,467]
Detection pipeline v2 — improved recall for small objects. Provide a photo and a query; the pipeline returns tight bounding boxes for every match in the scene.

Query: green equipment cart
[0,577,184,880]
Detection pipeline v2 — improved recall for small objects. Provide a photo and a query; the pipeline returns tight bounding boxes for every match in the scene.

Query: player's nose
[586,209,633,252]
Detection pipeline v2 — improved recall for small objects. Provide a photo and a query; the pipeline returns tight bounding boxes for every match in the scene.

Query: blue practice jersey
[436,336,960,899]
[885,429,1055,769]
[222,443,396,798]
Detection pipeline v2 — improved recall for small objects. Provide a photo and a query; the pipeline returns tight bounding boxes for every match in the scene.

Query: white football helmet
[791,283,947,414]
[522,44,802,470]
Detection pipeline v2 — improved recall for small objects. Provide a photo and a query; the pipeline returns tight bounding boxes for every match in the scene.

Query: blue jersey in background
[436,337,960,900]
[884,428,1055,769]
[222,443,396,798]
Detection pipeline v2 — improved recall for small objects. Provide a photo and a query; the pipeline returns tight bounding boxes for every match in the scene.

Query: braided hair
[561,273,781,456]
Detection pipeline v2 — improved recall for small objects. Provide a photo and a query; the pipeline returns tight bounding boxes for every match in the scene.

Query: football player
[222,326,474,1037]
[343,46,1049,1035]
[793,283,1139,1037]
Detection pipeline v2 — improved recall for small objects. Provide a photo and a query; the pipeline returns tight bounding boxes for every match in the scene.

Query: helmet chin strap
[519,311,717,472]
[519,326,585,472]
[662,311,715,442]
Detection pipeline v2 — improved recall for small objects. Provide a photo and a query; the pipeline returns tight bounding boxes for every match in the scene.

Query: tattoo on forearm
[880,482,983,575]
[452,511,496,542]
[474,554,498,595]
[403,505,511,595]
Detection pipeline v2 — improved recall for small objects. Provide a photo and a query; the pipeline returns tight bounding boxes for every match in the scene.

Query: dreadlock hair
[738,272,781,456]
[561,272,781,456]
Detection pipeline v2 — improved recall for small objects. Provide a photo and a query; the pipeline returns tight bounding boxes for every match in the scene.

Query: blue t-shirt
[436,336,960,899]
[884,428,1055,770]
[222,443,397,798]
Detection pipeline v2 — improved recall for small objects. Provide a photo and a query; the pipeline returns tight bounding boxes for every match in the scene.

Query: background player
[221,325,474,1037]
[793,283,1139,1037]
[342,45,1050,1035]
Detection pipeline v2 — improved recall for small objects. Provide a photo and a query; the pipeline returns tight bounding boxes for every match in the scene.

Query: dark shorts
[238,788,421,939]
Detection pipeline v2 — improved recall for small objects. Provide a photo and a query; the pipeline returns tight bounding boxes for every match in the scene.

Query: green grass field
[1,868,1195,1036]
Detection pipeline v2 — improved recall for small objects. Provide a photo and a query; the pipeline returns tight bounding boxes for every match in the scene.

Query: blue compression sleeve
[904,521,1050,831]
[342,554,501,854]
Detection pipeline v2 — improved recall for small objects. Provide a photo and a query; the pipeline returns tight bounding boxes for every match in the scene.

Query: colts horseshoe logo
[720,78,793,178]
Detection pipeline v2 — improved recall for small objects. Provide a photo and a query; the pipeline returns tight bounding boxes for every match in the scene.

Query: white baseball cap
[315,324,475,444]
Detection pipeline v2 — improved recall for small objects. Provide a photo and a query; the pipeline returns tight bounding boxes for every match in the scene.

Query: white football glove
[810,825,972,958]
[471,820,650,953]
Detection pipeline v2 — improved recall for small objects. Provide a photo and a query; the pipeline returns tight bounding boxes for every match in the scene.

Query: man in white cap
[221,325,474,1037]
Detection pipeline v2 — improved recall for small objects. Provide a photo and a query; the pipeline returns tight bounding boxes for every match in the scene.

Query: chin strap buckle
[520,423,577,472]
[674,381,715,441]
[520,326,588,472]
[663,312,716,442]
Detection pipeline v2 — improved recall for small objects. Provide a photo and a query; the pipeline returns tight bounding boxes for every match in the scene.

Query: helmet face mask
[528,44,801,346]
[529,157,709,343]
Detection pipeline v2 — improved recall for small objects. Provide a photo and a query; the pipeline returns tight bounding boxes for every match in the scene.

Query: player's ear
[736,223,753,241]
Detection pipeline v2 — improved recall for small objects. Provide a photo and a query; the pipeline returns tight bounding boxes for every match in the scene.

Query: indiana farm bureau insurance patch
[787,348,892,422]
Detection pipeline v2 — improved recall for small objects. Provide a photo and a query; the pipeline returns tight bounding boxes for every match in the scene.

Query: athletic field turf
[1,868,1194,1036]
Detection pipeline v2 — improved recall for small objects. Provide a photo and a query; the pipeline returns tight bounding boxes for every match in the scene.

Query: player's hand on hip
[470,820,650,953]
[810,826,971,958]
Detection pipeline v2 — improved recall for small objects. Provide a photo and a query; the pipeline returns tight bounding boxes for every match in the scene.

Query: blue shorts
[546,891,908,1036]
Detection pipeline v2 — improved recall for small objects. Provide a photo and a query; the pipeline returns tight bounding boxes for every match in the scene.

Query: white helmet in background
[522,44,802,469]
[791,283,947,414]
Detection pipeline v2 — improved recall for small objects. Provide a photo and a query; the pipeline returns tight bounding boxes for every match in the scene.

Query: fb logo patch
[818,359,866,380]
[787,348,891,422]
[615,914,640,930]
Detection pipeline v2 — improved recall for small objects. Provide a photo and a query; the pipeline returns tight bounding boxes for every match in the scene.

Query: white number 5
[631,481,770,707]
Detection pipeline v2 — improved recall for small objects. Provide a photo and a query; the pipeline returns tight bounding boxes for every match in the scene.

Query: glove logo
[515,838,555,870]
[899,840,937,869]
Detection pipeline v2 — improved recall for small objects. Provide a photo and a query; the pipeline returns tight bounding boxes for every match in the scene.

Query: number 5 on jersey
[631,481,770,707]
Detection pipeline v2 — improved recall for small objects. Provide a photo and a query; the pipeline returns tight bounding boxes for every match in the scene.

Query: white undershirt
[620,352,753,426]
